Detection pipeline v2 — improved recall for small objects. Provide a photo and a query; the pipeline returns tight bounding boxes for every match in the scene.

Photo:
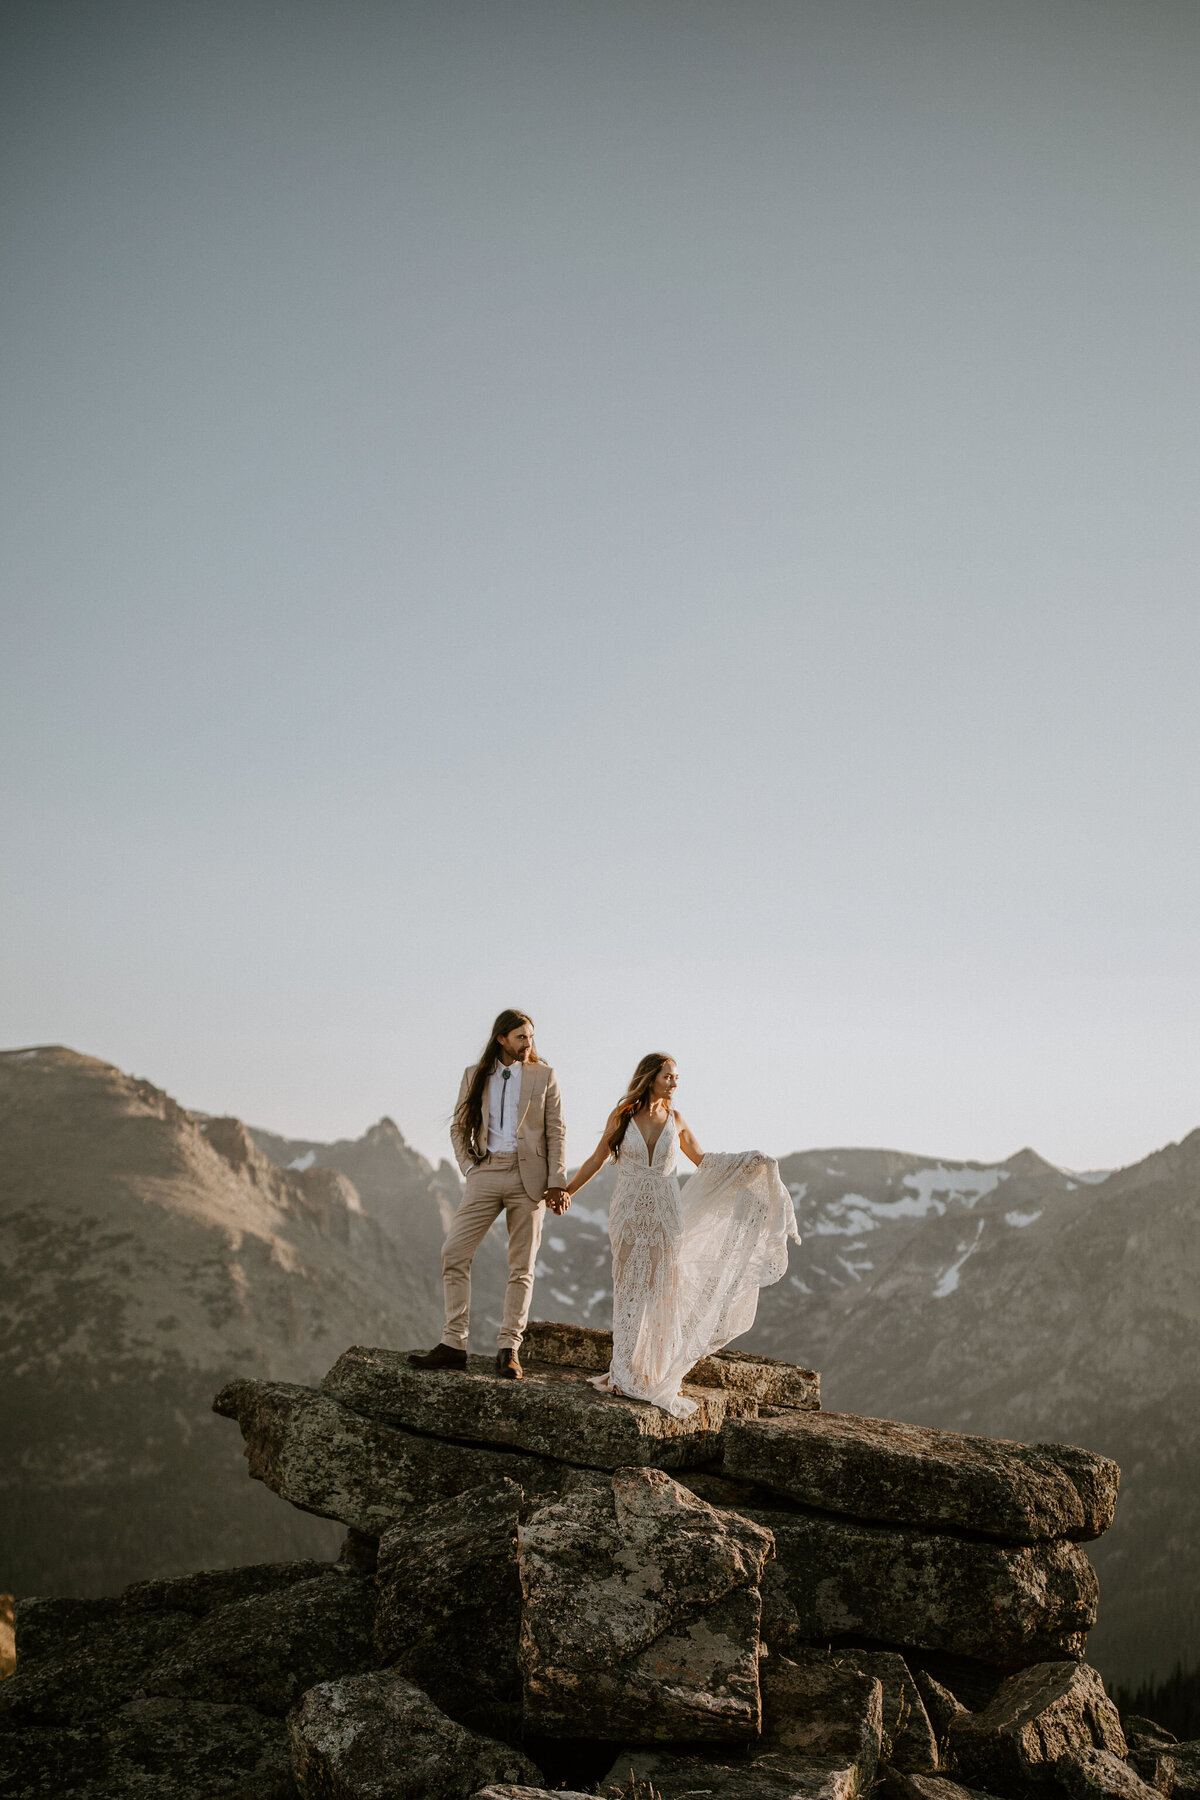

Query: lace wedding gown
[589,1112,801,1418]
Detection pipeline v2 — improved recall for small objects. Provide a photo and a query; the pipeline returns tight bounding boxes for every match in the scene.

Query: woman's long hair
[456,1010,539,1164]
[607,1052,673,1161]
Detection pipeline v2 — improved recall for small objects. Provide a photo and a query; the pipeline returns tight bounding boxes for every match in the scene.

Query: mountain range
[2,1043,1197,1686]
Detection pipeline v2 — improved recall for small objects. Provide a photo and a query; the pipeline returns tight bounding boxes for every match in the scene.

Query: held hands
[543,1188,572,1215]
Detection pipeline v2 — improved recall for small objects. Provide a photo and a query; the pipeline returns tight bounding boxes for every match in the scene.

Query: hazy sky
[3,0,1198,1173]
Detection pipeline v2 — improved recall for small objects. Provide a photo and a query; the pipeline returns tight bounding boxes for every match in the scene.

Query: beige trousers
[441,1153,545,1352]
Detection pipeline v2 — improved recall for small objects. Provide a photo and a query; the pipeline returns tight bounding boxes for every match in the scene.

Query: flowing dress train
[589,1111,801,1418]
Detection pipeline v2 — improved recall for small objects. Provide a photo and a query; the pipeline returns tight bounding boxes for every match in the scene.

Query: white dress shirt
[486,1060,523,1154]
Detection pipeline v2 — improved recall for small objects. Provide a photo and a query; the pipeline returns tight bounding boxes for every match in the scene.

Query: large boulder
[521,1321,820,1413]
[144,1569,378,1715]
[212,1380,567,1534]
[881,1775,1005,1800]
[723,1414,1118,1543]
[287,1670,541,1800]
[321,1348,729,1469]
[602,1652,884,1800]
[1056,1748,1163,1800]
[948,1662,1125,1792]
[756,1650,883,1792]
[1,1560,328,1727]
[518,1466,772,1740]
[374,1479,524,1737]
[836,1649,938,1772]
[751,1506,1097,1667]
[1134,1743,1200,1800]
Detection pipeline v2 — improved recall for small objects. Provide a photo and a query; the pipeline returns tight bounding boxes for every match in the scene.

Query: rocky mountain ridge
[5,1044,1199,1684]
[7,1322,1198,1800]
[0,1047,450,1594]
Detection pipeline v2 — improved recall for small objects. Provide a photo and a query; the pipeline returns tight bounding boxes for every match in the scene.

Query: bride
[563,1053,800,1418]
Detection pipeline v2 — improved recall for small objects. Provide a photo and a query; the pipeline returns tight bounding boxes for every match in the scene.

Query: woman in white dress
[564,1053,800,1418]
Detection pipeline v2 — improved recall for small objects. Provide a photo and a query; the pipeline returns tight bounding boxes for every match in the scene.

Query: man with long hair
[410,1009,570,1379]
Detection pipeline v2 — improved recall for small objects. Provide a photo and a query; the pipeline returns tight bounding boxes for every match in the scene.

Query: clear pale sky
[3,0,1198,1173]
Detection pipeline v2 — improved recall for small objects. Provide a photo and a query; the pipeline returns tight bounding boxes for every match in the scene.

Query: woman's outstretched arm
[675,1111,704,1167]
[566,1110,621,1197]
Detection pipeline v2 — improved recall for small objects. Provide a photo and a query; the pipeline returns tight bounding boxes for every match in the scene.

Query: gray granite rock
[600,1653,883,1800]
[473,1790,594,1800]
[519,1466,772,1740]
[757,1649,883,1791]
[0,1699,295,1799]
[1134,1743,1200,1800]
[2,1561,328,1728]
[144,1570,378,1715]
[880,1773,1005,1800]
[913,1670,969,1743]
[724,1413,1118,1543]
[1057,1747,1162,1800]
[521,1322,820,1413]
[288,1670,540,1800]
[949,1661,1126,1791]
[750,1506,1097,1667]
[836,1650,938,1772]
[1123,1720,1177,1748]
[213,1379,567,1533]
[321,1348,728,1470]
[374,1479,524,1737]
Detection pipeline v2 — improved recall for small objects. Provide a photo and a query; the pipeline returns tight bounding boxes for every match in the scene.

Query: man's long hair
[456,1009,540,1164]
[607,1052,673,1161]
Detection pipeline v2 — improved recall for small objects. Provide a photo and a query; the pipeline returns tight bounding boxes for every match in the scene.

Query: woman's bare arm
[566,1110,622,1197]
[675,1111,704,1167]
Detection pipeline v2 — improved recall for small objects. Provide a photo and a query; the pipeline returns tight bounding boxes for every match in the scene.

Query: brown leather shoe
[408,1344,467,1370]
[496,1347,523,1379]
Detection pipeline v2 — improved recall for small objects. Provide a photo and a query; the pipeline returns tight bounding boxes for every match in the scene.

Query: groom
[410,1009,570,1380]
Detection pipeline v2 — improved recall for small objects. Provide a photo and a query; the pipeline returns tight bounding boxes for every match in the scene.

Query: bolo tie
[499,1067,511,1128]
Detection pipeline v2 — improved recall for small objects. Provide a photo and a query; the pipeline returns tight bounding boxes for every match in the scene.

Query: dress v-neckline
[634,1110,672,1164]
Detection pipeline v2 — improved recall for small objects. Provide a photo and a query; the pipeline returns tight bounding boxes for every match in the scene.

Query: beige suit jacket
[450,1060,568,1205]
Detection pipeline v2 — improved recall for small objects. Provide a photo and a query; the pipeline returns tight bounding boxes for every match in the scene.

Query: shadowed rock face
[0,1698,297,1800]
[1,1561,330,1728]
[1056,1747,1163,1800]
[374,1479,526,1738]
[836,1650,939,1773]
[518,1467,773,1741]
[599,1653,884,1800]
[723,1413,1118,1544]
[321,1346,730,1468]
[949,1662,1127,1791]
[752,1507,1098,1669]
[288,1671,542,1800]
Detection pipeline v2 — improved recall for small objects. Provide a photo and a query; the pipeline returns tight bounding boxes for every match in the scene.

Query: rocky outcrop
[141,1569,378,1715]
[518,1467,772,1740]
[724,1414,1118,1543]
[4,1324,1139,1800]
[949,1662,1127,1791]
[0,1560,331,1728]
[288,1671,541,1800]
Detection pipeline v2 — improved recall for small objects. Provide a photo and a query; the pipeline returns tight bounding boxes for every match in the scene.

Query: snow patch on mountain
[933,1219,987,1297]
